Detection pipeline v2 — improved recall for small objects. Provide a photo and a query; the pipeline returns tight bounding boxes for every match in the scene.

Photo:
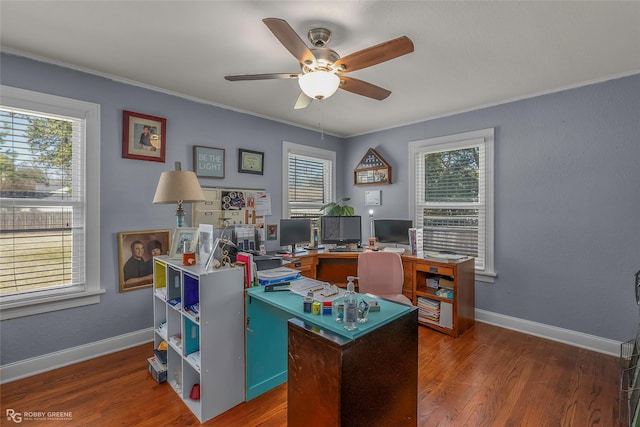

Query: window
[282,141,335,221]
[410,128,495,282]
[0,86,103,319]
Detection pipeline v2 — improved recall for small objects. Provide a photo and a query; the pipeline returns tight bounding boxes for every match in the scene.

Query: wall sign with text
[194,145,225,178]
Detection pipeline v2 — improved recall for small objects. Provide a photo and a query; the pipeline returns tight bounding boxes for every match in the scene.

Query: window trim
[282,141,336,218]
[0,85,103,319]
[409,128,495,282]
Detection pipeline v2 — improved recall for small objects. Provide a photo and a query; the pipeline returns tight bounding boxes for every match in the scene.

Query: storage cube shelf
[153,255,244,423]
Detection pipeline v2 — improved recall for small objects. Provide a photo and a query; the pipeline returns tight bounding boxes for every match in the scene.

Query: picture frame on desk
[169,227,199,260]
[121,110,166,163]
[118,229,171,292]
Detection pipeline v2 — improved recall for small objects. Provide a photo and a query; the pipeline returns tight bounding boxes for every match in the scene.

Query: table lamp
[153,161,205,227]
[369,209,375,238]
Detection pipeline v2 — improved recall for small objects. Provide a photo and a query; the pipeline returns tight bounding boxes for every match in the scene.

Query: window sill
[0,289,105,320]
[476,271,496,283]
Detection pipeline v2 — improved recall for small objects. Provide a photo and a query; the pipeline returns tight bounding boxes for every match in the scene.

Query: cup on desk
[183,251,196,266]
[357,304,370,323]
[182,240,196,266]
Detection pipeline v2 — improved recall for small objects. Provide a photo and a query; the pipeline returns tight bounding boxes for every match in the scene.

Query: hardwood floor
[1,322,621,426]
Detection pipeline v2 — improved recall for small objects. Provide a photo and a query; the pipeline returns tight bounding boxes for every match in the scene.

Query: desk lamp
[369,209,375,238]
[153,161,205,228]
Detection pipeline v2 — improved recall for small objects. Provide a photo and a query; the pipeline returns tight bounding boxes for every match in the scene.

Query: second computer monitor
[320,216,362,246]
[373,219,413,246]
[279,218,311,254]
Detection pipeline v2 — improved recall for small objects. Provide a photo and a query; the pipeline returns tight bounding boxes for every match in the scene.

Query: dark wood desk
[283,250,475,337]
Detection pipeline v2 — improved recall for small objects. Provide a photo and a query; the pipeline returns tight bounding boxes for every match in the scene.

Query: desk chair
[357,251,413,306]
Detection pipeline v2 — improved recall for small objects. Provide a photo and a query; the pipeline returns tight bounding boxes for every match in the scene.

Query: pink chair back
[357,251,404,296]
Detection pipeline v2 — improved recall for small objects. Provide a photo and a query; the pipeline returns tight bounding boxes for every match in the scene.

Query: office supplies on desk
[264,282,291,292]
[328,247,363,252]
[257,266,301,285]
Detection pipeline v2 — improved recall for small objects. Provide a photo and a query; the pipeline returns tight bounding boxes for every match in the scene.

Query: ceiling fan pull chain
[317,99,324,140]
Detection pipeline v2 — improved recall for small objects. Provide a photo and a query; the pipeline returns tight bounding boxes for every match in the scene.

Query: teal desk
[245,286,418,425]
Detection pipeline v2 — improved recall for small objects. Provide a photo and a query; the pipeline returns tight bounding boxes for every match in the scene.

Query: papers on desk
[290,277,346,302]
[424,252,467,261]
[257,267,301,285]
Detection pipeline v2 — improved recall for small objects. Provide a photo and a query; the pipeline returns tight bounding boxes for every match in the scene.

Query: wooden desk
[245,286,418,425]
[283,250,475,337]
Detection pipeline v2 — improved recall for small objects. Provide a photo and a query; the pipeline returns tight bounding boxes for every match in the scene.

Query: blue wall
[345,73,640,341]
[0,53,345,365]
[1,51,639,366]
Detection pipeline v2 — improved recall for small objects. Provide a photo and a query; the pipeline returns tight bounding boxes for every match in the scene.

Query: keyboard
[382,247,405,254]
[328,247,363,253]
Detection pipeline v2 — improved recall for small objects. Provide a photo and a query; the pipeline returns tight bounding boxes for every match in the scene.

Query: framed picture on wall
[194,145,225,178]
[122,110,166,162]
[118,229,171,292]
[238,149,264,175]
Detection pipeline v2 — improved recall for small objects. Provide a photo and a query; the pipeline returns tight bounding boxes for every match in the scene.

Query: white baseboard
[0,328,153,384]
[0,311,622,384]
[475,309,621,356]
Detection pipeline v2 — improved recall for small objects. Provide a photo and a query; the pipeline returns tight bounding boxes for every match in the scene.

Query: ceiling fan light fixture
[298,71,340,100]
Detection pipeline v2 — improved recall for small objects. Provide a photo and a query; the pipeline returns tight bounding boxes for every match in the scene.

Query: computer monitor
[374,219,413,246]
[279,218,311,254]
[320,216,362,246]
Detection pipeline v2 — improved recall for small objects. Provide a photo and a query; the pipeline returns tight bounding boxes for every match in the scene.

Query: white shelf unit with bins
[153,255,244,423]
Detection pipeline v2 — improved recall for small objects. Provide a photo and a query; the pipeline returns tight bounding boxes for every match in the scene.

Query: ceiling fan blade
[294,92,312,110]
[335,36,414,73]
[339,76,391,100]
[225,73,299,81]
[263,18,317,67]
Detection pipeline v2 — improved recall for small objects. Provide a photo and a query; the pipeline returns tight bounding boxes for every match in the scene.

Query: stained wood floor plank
[0,323,621,426]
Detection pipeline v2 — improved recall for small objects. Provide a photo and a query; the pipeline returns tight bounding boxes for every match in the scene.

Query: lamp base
[176,204,185,228]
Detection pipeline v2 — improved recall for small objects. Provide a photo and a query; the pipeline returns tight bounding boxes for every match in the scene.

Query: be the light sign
[194,146,225,178]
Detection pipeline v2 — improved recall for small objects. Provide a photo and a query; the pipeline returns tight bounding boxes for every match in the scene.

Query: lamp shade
[152,170,206,204]
[298,71,340,100]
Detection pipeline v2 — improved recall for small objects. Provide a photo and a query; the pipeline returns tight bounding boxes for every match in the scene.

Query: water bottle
[344,276,358,331]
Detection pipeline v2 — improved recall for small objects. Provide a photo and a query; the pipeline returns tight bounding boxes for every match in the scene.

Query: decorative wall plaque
[354,148,392,185]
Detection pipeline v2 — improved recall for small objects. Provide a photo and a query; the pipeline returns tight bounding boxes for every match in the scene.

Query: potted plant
[319,197,354,216]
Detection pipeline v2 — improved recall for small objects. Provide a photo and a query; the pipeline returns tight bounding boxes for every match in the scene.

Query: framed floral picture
[122,110,166,162]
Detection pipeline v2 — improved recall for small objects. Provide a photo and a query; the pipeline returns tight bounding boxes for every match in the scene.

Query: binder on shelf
[408,227,423,257]
[236,252,254,288]
[439,302,453,328]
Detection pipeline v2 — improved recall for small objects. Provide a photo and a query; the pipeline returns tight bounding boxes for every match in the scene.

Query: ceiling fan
[225,18,414,109]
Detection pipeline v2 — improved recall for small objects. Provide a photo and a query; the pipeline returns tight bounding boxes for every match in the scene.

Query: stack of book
[417,296,440,324]
[435,287,454,299]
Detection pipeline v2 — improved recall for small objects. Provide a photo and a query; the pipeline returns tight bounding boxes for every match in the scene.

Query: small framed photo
[194,145,225,178]
[267,224,278,241]
[238,149,264,175]
[122,110,166,163]
[169,227,199,259]
[118,229,171,292]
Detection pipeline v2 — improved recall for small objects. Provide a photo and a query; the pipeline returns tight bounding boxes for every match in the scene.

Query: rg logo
[6,409,22,423]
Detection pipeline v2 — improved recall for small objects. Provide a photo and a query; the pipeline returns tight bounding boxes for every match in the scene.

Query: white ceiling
[1,1,639,137]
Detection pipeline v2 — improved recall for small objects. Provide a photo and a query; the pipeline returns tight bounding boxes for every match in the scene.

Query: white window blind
[0,108,86,294]
[282,142,335,220]
[0,86,102,319]
[410,129,495,279]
